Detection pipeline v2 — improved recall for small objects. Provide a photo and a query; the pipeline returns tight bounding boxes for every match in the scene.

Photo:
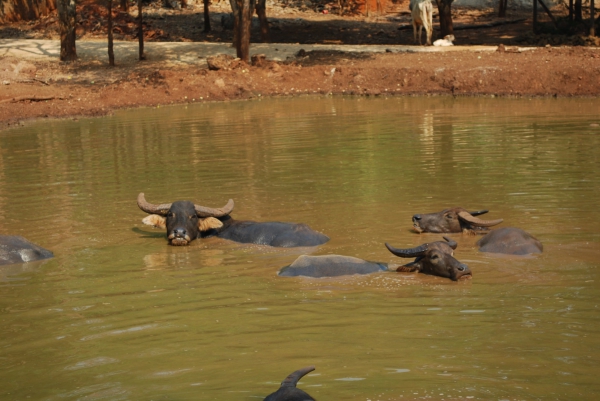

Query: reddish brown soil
[1,0,599,130]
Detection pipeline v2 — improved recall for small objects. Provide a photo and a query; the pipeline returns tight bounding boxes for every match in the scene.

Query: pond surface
[1,96,600,401]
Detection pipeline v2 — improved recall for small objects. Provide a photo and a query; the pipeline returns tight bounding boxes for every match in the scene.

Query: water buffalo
[279,237,471,281]
[137,193,329,247]
[0,235,53,266]
[412,207,503,234]
[264,366,316,401]
[386,237,472,281]
[476,227,543,255]
[279,254,388,278]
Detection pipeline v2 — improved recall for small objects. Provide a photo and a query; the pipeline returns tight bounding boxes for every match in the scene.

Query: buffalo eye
[430,254,439,260]
[445,214,453,219]
[188,215,197,220]
[167,212,175,218]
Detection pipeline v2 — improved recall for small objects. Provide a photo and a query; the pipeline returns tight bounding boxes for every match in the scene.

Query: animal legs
[412,22,418,44]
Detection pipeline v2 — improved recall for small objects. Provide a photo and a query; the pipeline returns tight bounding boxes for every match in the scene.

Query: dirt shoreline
[1,42,600,130]
[2,0,600,130]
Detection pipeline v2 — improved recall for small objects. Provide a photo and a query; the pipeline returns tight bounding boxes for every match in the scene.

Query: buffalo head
[385,237,471,281]
[137,193,234,246]
[412,207,503,234]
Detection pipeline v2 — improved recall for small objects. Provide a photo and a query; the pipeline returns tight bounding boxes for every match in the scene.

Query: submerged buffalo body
[0,235,53,266]
[264,366,316,401]
[279,255,388,278]
[209,217,329,247]
[477,227,543,255]
[280,237,471,281]
[137,193,329,247]
[412,207,503,234]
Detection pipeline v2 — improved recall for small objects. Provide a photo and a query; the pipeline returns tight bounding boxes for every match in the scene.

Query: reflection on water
[0,97,599,400]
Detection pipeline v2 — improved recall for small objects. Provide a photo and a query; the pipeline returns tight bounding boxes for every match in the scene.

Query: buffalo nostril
[458,266,465,271]
[413,214,422,221]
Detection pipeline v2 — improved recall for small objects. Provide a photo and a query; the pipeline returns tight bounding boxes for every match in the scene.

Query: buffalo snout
[168,226,192,246]
[454,262,472,280]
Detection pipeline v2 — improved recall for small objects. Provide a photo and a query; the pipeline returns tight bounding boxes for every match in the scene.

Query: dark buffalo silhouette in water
[280,237,471,281]
[477,227,543,255]
[0,235,53,266]
[412,207,503,234]
[137,193,329,247]
[264,366,316,401]
[279,255,388,278]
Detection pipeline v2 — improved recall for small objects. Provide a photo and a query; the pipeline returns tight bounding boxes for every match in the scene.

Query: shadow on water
[132,226,165,239]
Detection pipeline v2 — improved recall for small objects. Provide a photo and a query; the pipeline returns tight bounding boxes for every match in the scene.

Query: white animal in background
[434,34,455,46]
[409,0,434,46]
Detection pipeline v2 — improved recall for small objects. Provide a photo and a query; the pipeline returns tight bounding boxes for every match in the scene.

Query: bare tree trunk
[231,0,240,54]
[120,0,128,11]
[231,0,255,62]
[108,14,115,65]
[591,0,596,36]
[575,0,582,21]
[138,0,145,60]
[498,0,507,18]
[239,0,252,62]
[108,0,115,66]
[533,0,538,32]
[203,0,211,32]
[435,0,454,37]
[57,0,77,62]
[569,0,573,21]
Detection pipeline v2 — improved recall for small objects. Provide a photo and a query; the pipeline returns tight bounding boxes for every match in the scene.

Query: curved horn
[137,193,172,216]
[469,209,489,216]
[385,242,428,258]
[443,236,458,250]
[457,211,503,227]
[194,199,234,218]
[281,366,316,388]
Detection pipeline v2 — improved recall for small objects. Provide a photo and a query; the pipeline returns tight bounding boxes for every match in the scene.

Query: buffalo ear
[142,214,166,229]
[396,258,422,273]
[199,217,223,232]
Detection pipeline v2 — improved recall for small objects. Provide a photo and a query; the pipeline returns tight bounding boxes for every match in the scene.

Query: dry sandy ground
[0,0,599,130]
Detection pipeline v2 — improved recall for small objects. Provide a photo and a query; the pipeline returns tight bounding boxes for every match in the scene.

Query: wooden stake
[108,0,115,66]
[591,0,596,36]
[138,0,145,60]
[533,0,538,33]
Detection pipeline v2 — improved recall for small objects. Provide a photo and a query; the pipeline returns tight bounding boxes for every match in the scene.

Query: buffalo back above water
[476,227,543,255]
[0,235,53,266]
[213,219,330,248]
[279,254,388,278]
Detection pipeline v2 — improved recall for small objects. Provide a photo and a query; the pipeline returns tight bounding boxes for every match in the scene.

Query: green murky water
[1,97,599,401]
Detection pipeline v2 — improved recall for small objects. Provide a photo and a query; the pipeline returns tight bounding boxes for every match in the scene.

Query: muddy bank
[1,45,599,130]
